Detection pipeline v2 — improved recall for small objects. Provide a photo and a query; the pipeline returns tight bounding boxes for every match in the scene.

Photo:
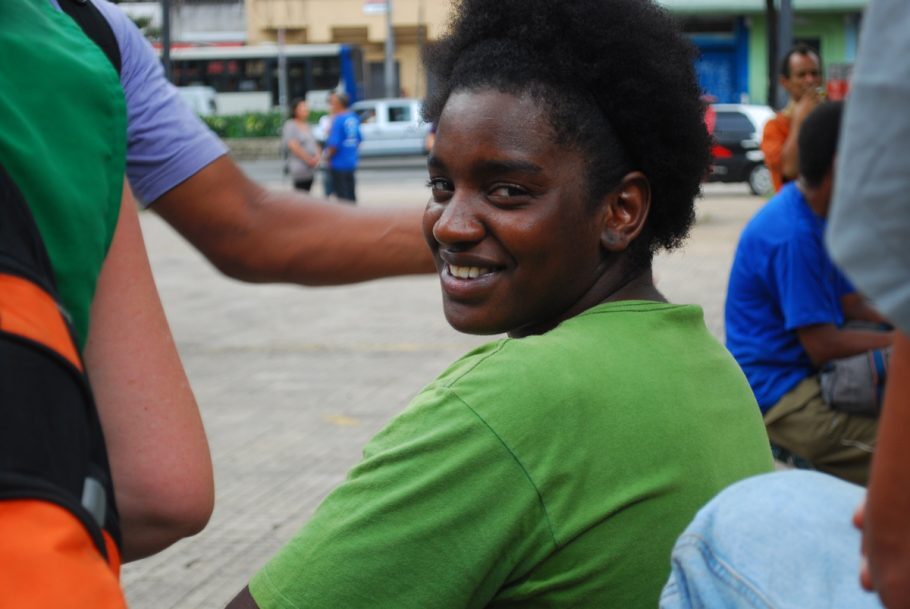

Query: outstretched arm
[287,138,320,168]
[84,183,214,562]
[151,156,434,285]
[796,323,892,367]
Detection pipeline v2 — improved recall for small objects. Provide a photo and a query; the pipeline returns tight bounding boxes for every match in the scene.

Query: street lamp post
[776,0,794,107]
[384,0,397,98]
[277,27,289,117]
[161,0,172,81]
[766,0,778,108]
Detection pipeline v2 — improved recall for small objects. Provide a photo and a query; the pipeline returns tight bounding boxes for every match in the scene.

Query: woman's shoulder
[437,302,703,386]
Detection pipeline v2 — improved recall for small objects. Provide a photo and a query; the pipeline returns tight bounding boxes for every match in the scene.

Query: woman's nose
[431,196,485,246]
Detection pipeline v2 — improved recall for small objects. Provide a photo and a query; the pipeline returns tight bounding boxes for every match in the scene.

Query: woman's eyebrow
[427,156,544,176]
[427,154,447,172]
[474,159,544,175]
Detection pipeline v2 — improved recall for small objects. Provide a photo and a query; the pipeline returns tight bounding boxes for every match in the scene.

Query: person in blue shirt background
[324,91,362,203]
[724,102,891,485]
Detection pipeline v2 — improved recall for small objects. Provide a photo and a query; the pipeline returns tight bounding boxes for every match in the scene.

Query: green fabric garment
[0,0,126,348]
[251,301,774,609]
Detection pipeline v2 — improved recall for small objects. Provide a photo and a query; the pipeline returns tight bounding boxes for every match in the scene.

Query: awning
[656,0,867,14]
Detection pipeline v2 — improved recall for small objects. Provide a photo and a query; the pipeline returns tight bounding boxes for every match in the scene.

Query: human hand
[857,475,910,609]
[793,88,823,123]
[852,499,874,591]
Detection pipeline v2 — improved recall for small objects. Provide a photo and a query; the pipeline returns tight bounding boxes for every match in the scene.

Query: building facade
[126,0,868,110]
[244,0,447,99]
[668,0,866,105]
[242,0,867,106]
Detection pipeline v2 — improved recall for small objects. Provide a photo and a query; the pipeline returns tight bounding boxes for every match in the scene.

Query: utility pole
[161,0,172,82]
[776,0,794,107]
[416,0,425,98]
[277,27,288,116]
[766,0,777,108]
[384,0,397,98]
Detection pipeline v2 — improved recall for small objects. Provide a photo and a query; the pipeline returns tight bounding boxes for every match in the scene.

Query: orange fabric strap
[0,273,81,371]
[0,500,125,609]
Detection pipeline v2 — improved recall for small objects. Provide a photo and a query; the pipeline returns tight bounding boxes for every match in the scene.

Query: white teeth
[448,265,491,279]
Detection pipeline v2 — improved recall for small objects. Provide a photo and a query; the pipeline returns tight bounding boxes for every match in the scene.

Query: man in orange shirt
[762,44,824,192]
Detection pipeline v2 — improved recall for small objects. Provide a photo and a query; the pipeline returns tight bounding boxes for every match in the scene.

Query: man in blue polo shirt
[725,102,891,485]
[325,91,362,203]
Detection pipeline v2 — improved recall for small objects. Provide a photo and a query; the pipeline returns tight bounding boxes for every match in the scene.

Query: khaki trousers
[764,376,878,486]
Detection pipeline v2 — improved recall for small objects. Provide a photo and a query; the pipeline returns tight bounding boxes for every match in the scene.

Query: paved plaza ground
[121,164,766,608]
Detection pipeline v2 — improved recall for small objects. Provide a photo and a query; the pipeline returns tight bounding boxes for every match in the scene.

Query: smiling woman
[424,89,652,338]
[228,1,774,608]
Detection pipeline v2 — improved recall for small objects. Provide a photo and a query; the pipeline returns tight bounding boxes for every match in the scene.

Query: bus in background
[167,43,364,115]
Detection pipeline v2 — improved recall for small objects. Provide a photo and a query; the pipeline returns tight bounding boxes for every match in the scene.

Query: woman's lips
[439,263,502,299]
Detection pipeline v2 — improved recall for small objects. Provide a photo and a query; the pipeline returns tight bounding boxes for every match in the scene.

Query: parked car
[315,98,431,157]
[708,103,776,195]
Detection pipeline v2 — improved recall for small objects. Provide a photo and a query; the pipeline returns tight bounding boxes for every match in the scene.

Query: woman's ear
[599,171,651,253]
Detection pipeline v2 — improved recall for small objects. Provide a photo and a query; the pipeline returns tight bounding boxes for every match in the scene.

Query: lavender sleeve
[87,0,228,206]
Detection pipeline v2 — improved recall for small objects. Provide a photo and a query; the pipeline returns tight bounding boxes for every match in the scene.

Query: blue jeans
[660,471,883,609]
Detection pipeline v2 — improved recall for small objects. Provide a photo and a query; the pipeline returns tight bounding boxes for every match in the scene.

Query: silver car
[353,98,432,157]
[316,98,430,157]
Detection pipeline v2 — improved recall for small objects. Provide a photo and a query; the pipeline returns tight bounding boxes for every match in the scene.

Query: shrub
[202,112,283,139]
[202,111,328,139]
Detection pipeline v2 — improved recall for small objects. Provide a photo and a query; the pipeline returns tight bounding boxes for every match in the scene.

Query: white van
[176,86,218,117]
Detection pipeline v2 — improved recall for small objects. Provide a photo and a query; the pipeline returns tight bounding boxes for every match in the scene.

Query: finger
[852,498,866,530]
[858,556,874,591]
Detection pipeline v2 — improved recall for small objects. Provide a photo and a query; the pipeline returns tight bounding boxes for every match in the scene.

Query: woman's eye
[489,185,528,198]
[426,178,452,193]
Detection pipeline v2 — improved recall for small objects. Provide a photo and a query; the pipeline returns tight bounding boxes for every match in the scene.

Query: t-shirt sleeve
[92,0,227,206]
[249,384,554,609]
[834,267,856,300]
[775,236,843,331]
[325,117,342,149]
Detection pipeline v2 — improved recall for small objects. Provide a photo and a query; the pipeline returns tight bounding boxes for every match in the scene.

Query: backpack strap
[0,161,121,558]
[58,0,122,74]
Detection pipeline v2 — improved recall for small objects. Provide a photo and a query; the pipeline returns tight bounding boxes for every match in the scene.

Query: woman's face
[294,101,309,120]
[424,89,611,338]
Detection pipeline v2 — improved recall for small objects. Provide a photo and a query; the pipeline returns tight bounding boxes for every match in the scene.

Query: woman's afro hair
[422,0,712,262]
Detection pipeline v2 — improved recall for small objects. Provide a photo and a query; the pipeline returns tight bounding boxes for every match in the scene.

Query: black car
[708,104,775,196]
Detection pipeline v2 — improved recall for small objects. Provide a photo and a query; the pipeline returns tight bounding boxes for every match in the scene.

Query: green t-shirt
[0,0,126,347]
[251,301,773,608]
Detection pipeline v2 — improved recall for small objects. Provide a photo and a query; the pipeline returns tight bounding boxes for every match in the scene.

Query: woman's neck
[602,268,666,304]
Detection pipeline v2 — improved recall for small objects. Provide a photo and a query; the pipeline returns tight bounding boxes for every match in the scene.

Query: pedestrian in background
[323,91,362,203]
[281,99,320,192]
[725,102,889,486]
[762,44,824,192]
